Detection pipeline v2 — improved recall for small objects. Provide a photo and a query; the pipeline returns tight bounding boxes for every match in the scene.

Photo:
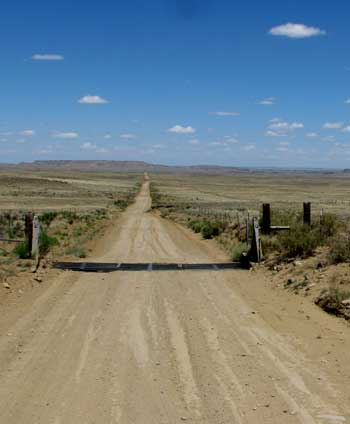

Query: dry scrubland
[0,169,141,288]
[150,171,350,320]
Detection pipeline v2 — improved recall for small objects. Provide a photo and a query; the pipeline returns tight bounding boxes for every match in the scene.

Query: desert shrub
[189,220,224,239]
[200,221,224,239]
[113,199,129,210]
[260,234,280,255]
[66,246,86,258]
[13,241,31,259]
[60,211,78,225]
[231,243,247,261]
[328,233,350,264]
[73,227,83,237]
[278,224,321,259]
[189,220,204,233]
[40,211,58,227]
[320,213,338,239]
[39,230,59,256]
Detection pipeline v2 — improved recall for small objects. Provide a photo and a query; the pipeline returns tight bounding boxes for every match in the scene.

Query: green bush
[13,242,31,259]
[60,211,78,225]
[113,199,129,210]
[73,227,83,237]
[40,211,58,227]
[278,224,321,259]
[201,221,224,239]
[189,220,204,233]
[66,246,87,258]
[329,233,350,264]
[39,230,59,256]
[231,243,247,261]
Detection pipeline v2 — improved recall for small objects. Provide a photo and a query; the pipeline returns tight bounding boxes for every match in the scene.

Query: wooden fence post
[303,202,311,226]
[25,213,33,253]
[250,217,262,262]
[32,215,41,259]
[262,203,271,234]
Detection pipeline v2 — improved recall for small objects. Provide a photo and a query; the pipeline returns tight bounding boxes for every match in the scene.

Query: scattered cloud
[52,132,79,139]
[258,97,275,105]
[269,23,326,39]
[19,129,35,136]
[31,54,64,61]
[269,120,304,130]
[345,99,350,104]
[209,111,240,116]
[168,125,196,134]
[323,122,343,129]
[104,134,112,139]
[243,144,255,152]
[265,130,286,137]
[78,95,109,104]
[266,119,304,137]
[80,142,97,150]
[279,141,290,147]
[189,139,200,145]
[306,132,319,138]
[342,125,350,133]
[323,135,337,142]
[120,133,137,140]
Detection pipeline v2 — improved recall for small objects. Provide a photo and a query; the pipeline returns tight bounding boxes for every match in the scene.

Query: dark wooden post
[262,203,271,234]
[250,217,262,262]
[303,202,311,226]
[25,213,33,253]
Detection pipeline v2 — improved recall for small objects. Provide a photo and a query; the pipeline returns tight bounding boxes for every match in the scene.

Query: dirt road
[0,181,349,423]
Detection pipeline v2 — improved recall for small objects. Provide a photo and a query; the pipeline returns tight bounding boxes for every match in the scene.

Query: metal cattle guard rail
[53,262,241,272]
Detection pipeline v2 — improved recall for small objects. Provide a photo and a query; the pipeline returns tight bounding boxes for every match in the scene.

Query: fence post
[249,217,262,262]
[32,215,41,259]
[262,203,271,234]
[25,213,33,253]
[303,202,311,226]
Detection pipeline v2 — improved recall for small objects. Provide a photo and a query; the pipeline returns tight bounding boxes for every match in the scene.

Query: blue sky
[1,0,350,168]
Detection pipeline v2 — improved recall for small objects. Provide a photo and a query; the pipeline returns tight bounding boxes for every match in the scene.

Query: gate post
[25,213,33,254]
[250,217,262,262]
[262,203,271,234]
[303,202,311,226]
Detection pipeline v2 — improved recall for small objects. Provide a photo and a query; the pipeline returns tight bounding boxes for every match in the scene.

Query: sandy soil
[0,181,349,423]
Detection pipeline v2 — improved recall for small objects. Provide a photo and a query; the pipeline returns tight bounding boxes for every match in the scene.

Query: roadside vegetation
[150,177,350,321]
[0,175,141,289]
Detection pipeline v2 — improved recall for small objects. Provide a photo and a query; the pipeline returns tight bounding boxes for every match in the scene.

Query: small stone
[341,299,350,306]
[34,276,42,283]
[3,282,10,289]
[180,417,187,421]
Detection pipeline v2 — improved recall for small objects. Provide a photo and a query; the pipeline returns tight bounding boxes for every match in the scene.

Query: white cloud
[53,132,79,139]
[265,130,286,137]
[19,129,35,136]
[269,23,326,39]
[78,95,109,104]
[120,133,137,140]
[258,97,275,105]
[225,137,239,144]
[81,142,97,150]
[168,125,196,134]
[269,121,304,130]
[323,136,337,142]
[243,144,255,152]
[152,144,165,149]
[279,141,290,147]
[209,111,240,116]
[95,147,108,154]
[323,122,343,129]
[189,139,200,145]
[31,54,64,61]
[104,134,112,139]
[342,125,350,133]
[345,99,350,104]
[306,132,319,137]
